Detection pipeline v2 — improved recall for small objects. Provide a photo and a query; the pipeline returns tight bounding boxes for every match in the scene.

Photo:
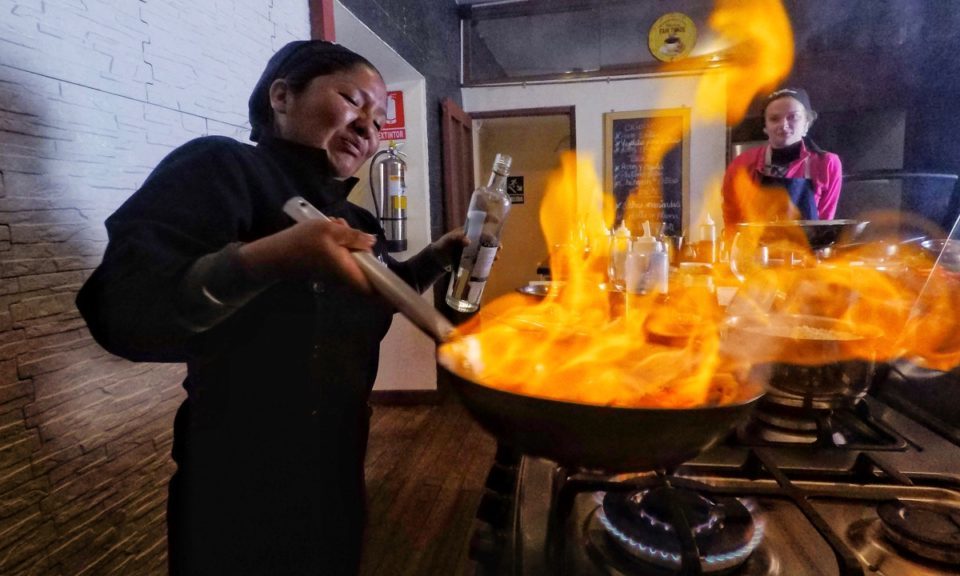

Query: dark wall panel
[338,0,462,238]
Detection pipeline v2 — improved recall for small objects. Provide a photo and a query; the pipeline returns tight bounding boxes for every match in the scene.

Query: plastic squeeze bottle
[698,213,717,264]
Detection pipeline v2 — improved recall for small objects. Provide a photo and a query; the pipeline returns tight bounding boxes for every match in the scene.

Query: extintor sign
[381,91,406,140]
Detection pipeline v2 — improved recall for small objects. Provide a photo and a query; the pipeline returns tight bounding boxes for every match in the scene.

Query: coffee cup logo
[660,36,684,55]
[649,13,697,62]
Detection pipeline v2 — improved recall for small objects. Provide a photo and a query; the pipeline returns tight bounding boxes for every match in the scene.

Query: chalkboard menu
[604,109,690,235]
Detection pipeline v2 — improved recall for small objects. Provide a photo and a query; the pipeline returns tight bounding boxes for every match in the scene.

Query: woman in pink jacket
[722,88,842,240]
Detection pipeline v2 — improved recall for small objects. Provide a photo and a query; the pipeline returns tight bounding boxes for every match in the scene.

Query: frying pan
[286,197,763,473]
[438,358,762,472]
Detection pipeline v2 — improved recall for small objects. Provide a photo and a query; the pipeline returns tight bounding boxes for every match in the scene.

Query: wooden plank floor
[360,398,497,576]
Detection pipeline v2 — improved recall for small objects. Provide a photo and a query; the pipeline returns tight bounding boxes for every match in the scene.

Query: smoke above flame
[437,0,960,408]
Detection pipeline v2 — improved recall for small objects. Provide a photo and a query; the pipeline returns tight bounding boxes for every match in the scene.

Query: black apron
[757,145,818,220]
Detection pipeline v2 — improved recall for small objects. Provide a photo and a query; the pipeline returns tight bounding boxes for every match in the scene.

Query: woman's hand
[431,227,469,267]
[237,219,376,292]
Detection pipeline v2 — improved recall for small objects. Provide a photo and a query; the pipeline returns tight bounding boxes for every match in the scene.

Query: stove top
[469,395,960,576]
[465,213,960,575]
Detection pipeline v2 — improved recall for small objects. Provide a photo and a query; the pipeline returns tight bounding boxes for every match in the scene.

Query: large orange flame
[723,175,960,371]
[438,0,960,409]
[708,0,794,123]
[442,153,745,408]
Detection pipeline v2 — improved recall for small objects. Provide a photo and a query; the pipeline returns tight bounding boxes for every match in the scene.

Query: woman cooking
[721,87,843,241]
[76,41,464,575]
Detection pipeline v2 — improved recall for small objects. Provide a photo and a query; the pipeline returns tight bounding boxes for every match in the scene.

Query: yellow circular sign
[648,12,697,62]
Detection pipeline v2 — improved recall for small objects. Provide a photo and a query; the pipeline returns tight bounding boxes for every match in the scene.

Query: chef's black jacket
[76,136,450,575]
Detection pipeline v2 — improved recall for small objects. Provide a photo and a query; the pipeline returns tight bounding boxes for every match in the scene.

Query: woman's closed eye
[342,93,383,129]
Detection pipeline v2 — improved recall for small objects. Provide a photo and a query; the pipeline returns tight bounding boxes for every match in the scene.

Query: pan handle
[283,197,454,344]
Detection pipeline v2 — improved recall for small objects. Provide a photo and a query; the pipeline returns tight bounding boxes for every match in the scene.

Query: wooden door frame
[470,106,577,151]
[442,105,576,232]
[441,98,476,230]
[469,106,577,233]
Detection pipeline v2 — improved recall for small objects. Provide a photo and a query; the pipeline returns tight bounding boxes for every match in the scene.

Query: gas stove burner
[754,405,819,432]
[736,397,909,450]
[746,400,856,446]
[742,401,826,444]
[761,387,854,411]
[595,487,765,573]
[755,394,839,422]
[878,499,960,565]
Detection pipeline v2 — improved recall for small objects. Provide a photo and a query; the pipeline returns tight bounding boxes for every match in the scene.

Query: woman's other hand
[237,219,376,292]
[431,227,469,268]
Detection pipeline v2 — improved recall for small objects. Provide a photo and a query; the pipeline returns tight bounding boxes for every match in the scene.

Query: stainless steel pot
[723,314,884,409]
[921,238,960,272]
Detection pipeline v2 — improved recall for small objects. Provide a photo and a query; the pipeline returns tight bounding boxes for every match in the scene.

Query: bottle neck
[488,170,509,191]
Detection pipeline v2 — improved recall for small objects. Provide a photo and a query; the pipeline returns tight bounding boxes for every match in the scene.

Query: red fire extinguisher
[369,141,407,252]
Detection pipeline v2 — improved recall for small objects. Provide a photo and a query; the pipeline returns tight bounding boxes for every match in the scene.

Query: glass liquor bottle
[445,153,513,312]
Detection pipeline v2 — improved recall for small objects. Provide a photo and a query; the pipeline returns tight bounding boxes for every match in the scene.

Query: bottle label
[470,245,498,280]
[467,280,486,302]
[460,210,486,264]
[465,210,486,240]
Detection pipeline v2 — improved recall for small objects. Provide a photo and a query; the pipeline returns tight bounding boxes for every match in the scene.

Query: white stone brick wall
[0,1,309,572]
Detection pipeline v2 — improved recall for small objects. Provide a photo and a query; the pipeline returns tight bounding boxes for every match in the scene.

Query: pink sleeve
[721,162,740,231]
[817,153,842,220]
